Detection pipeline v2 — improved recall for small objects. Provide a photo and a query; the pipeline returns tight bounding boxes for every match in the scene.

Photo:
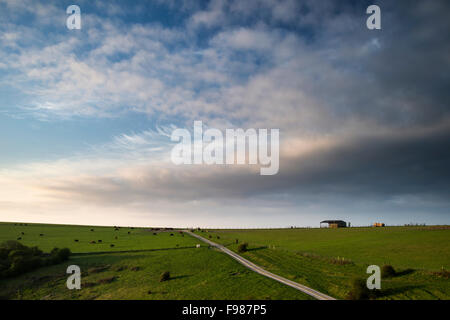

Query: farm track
[185,231,336,300]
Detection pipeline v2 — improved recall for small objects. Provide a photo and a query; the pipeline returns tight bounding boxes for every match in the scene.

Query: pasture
[1,222,448,300]
[0,222,196,253]
[0,222,311,300]
[200,226,450,300]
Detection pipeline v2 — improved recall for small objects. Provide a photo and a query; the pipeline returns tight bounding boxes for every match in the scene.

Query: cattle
[170,233,174,236]
[127,231,130,234]
[74,239,79,242]
[90,229,94,232]
[39,234,44,236]
[98,240,102,243]
[196,244,201,248]
[17,237,22,240]
[153,233,157,235]
[21,232,25,235]
[114,236,118,240]
[110,244,115,247]
[90,241,96,244]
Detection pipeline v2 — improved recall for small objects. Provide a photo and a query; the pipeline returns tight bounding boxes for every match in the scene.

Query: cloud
[0,0,449,226]
[1,120,449,221]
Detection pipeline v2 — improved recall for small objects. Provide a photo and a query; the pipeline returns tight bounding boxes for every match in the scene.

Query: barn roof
[320,220,346,224]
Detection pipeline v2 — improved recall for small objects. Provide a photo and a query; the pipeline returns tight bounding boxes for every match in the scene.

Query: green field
[0,222,198,253]
[0,222,311,300]
[200,226,450,300]
[1,222,449,300]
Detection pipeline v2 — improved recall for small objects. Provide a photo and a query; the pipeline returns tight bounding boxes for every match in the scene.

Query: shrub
[347,278,376,300]
[381,265,396,278]
[237,243,248,253]
[160,271,170,282]
[48,247,71,264]
[0,241,69,279]
[9,256,42,275]
[57,248,71,260]
[1,241,27,251]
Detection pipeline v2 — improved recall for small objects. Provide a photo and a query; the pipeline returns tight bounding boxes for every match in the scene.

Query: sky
[0,0,449,228]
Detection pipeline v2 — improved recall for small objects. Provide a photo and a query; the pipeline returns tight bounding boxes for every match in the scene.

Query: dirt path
[186,231,336,300]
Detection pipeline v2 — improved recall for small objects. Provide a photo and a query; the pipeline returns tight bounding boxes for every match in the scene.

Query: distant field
[0,222,311,300]
[201,226,450,300]
[0,222,197,253]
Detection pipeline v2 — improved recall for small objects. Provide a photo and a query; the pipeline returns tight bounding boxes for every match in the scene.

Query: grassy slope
[201,227,450,300]
[0,222,197,253]
[0,222,311,300]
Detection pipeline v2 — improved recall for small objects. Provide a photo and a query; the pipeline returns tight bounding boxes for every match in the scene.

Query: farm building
[373,222,385,227]
[320,220,347,228]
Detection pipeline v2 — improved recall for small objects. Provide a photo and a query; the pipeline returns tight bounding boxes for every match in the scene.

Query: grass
[0,222,312,300]
[2,222,449,300]
[0,248,312,300]
[0,222,195,253]
[198,226,450,300]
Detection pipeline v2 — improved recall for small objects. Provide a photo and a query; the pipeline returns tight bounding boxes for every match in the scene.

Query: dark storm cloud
[38,123,450,209]
[35,1,450,209]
